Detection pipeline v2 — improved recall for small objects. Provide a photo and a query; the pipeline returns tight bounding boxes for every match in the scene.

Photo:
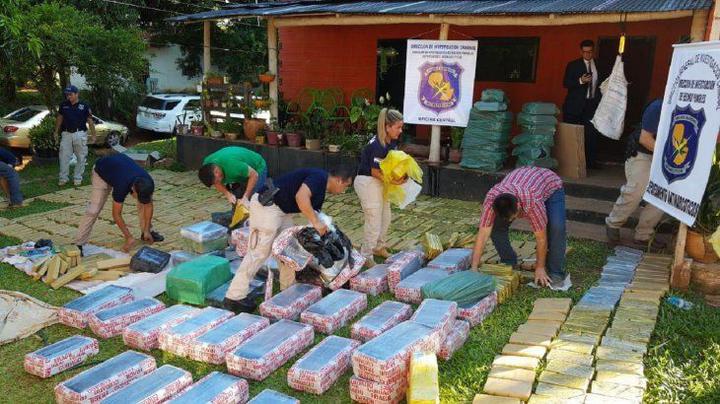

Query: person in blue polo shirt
[0,147,23,208]
[224,166,354,313]
[74,153,162,253]
[54,85,96,186]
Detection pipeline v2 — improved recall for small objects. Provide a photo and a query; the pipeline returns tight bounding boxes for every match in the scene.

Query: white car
[136,94,202,135]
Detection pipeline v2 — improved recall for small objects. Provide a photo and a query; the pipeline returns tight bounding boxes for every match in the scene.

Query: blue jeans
[491,189,567,281]
[0,162,23,205]
[230,168,268,198]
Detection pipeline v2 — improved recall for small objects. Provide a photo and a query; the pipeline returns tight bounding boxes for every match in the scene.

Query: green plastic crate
[166,255,232,305]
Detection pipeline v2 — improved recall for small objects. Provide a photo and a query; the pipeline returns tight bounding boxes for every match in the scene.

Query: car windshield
[140,96,181,111]
[4,108,40,122]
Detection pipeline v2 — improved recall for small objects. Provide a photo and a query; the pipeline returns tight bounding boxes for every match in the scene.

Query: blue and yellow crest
[661,104,706,183]
[418,61,462,114]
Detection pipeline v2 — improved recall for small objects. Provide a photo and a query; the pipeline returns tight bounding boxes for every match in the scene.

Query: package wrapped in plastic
[387,251,425,293]
[395,268,452,304]
[517,156,558,169]
[379,151,424,207]
[350,264,390,295]
[182,235,229,254]
[272,226,314,272]
[457,291,498,326]
[521,102,560,116]
[168,372,248,404]
[188,313,270,365]
[89,298,166,339]
[130,247,170,273]
[25,335,99,378]
[473,101,508,112]
[385,250,422,265]
[517,112,558,127]
[300,289,367,334]
[352,321,439,383]
[169,251,197,268]
[258,283,322,321]
[230,227,250,257]
[226,319,314,381]
[351,300,413,342]
[410,298,458,343]
[180,221,228,243]
[481,89,507,103]
[422,233,443,260]
[54,351,156,404]
[512,133,556,147]
[247,389,299,404]
[123,305,199,351]
[438,320,470,360]
[421,271,497,307]
[349,375,407,404]
[159,307,234,357]
[427,248,472,272]
[59,285,135,329]
[166,255,232,305]
[407,351,439,404]
[287,335,360,394]
[100,365,192,404]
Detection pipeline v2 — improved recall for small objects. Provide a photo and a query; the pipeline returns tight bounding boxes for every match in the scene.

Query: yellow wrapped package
[407,351,439,404]
[379,150,423,206]
[423,232,443,259]
[229,203,249,228]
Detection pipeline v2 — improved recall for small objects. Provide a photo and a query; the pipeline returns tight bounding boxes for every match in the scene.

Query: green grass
[0,199,69,219]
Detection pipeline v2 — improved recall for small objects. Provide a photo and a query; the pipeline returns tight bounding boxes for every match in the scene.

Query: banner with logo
[644,41,720,226]
[403,40,478,127]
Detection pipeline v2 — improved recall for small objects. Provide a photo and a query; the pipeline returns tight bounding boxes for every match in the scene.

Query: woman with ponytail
[354,108,405,267]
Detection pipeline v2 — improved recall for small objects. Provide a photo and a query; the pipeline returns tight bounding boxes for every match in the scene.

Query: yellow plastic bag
[230,203,249,228]
[407,351,439,404]
[379,150,423,206]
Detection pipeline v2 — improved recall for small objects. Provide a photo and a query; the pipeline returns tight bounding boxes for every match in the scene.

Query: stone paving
[0,170,487,253]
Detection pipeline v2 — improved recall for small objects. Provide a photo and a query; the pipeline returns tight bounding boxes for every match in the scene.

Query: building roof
[169,0,712,23]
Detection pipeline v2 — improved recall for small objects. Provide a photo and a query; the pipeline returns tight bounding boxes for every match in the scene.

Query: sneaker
[549,274,572,291]
[76,245,84,257]
[606,225,621,243]
[372,248,391,259]
[223,297,257,314]
[139,230,165,243]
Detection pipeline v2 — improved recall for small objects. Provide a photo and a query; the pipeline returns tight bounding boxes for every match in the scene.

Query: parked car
[0,105,129,149]
[136,94,202,135]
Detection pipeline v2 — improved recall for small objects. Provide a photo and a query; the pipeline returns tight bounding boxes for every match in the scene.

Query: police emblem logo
[418,61,462,114]
[79,104,84,110]
[661,104,706,183]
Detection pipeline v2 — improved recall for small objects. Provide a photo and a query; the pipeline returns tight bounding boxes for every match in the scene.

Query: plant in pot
[241,104,265,142]
[205,71,224,86]
[326,125,345,153]
[302,108,328,151]
[206,121,222,139]
[29,115,60,162]
[688,146,720,263]
[285,120,303,147]
[219,119,240,141]
[266,118,282,146]
[449,127,464,163]
[190,120,204,136]
[259,71,276,84]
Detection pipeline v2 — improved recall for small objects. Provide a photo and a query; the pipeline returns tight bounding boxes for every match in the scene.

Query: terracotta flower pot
[686,230,719,264]
[259,73,276,83]
[267,131,280,146]
[253,99,271,109]
[243,119,266,141]
[286,132,302,147]
[206,76,223,86]
[691,262,720,295]
[191,125,204,136]
[305,138,321,151]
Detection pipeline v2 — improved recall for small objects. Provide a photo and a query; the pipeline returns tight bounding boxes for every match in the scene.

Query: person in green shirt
[199,146,268,206]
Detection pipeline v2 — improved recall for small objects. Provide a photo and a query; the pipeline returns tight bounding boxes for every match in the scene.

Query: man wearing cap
[74,153,161,253]
[54,85,96,186]
[0,147,23,208]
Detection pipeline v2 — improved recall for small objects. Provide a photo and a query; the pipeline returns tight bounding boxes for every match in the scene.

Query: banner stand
[670,223,689,289]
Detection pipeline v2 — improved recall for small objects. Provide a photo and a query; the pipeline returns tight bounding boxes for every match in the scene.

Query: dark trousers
[565,101,599,167]
[229,168,268,199]
[491,189,567,281]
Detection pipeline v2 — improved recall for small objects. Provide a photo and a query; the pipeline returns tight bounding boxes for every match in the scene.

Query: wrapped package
[181,221,228,242]
[182,234,229,254]
[395,268,451,304]
[300,289,367,334]
[258,283,322,321]
[387,251,425,293]
[230,227,250,257]
[385,250,423,265]
[24,335,99,378]
[272,226,314,272]
[123,305,199,351]
[130,247,171,273]
[166,255,232,305]
[59,285,135,329]
[438,320,471,360]
[226,319,314,381]
[352,320,439,383]
[325,250,365,290]
[422,233,443,259]
[427,248,472,272]
[54,351,156,404]
[169,251,197,267]
[407,351,439,404]
[168,372,248,404]
[287,335,360,394]
[350,264,390,296]
[410,298,458,343]
[188,313,270,364]
[421,271,496,306]
[88,298,166,339]
[349,375,407,404]
[351,300,413,342]
[100,365,192,404]
[457,291,498,326]
[247,389,299,404]
[159,307,234,357]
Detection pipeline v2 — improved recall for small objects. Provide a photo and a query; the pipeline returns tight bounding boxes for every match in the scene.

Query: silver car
[0,105,129,149]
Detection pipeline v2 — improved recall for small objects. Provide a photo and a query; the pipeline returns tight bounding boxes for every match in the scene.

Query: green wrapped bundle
[481,89,507,103]
[421,271,496,306]
[166,255,232,305]
[521,102,560,116]
[512,134,555,147]
[517,112,558,127]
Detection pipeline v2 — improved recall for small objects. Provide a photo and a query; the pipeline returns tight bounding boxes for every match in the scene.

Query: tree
[0,0,41,101]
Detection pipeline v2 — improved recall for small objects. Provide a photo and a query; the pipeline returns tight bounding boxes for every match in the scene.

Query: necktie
[587,61,593,99]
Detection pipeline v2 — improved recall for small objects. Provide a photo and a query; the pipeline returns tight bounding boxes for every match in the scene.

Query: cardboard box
[553,123,586,179]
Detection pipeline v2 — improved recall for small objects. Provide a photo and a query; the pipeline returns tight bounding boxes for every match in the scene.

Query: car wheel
[106,131,121,147]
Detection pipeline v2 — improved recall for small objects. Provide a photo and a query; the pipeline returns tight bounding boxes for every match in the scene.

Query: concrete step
[563,195,676,235]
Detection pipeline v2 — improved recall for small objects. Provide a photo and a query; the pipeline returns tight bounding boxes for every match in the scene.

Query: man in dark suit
[563,39,603,169]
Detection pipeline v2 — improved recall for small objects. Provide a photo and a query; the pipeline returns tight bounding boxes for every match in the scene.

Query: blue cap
[63,85,79,94]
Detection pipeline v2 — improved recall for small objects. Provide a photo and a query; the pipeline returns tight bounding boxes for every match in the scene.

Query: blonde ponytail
[376,108,403,147]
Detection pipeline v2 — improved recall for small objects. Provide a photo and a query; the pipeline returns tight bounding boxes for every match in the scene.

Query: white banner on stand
[644,41,720,226]
[403,40,478,127]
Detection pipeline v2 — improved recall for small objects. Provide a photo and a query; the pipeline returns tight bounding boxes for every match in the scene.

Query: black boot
[223,297,257,313]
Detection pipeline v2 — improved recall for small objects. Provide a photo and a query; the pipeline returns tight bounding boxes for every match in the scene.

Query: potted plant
[688,146,720,263]
[256,127,266,144]
[266,118,283,146]
[241,104,266,141]
[326,126,345,153]
[29,115,59,163]
[259,71,276,83]
[205,71,224,86]
[302,107,328,151]
[449,127,464,163]
[190,120,204,136]
[219,119,240,141]
[206,121,222,139]
[285,120,303,147]
[253,98,272,109]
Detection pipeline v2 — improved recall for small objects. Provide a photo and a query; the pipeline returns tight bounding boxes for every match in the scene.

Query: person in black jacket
[562,39,603,169]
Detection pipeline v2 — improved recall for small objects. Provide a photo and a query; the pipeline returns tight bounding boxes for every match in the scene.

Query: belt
[62,129,85,134]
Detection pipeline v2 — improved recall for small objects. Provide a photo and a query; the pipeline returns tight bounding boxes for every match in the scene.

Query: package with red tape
[100,365,192,404]
[123,305,198,351]
[188,313,270,365]
[438,320,471,360]
[349,375,407,404]
[59,285,134,329]
[386,251,424,293]
[410,298,458,345]
[168,371,248,404]
[427,248,472,272]
[350,300,413,342]
[158,307,233,357]
[287,335,360,394]
[258,283,322,321]
[24,335,99,378]
[350,264,390,296]
[457,291,497,326]
[300,289,367,334]
[88,298,165,339]
[394,268,451,304]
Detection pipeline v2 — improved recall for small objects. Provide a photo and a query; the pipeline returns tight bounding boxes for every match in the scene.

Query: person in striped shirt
[470,166,569,289]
